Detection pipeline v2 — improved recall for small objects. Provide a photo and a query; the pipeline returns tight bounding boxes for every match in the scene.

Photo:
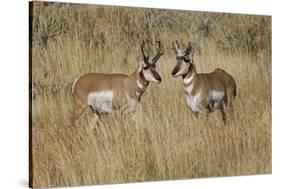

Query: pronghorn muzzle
[172,63,181,77]
[153,70,162,83]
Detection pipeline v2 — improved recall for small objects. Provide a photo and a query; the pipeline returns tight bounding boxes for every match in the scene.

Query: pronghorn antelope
[71,41,164,124]
[171,40,236,123]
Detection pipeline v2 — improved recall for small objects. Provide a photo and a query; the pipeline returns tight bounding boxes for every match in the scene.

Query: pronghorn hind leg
[230,102,235,120]
[220,105,227,125]
[225,89,235,121]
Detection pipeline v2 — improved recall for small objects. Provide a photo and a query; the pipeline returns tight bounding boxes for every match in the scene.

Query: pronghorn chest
[185,93,202,112]
[183,75,202,112]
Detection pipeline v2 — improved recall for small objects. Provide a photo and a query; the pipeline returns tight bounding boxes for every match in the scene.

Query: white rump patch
[183,73,195,85]
[71,77,80,94]
[87,91,114,113]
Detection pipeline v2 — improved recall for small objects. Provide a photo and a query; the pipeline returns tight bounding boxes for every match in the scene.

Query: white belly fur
[87,91,138,114]
[185,90,225,112]
[212,91,225,102]
[87,91,114,113]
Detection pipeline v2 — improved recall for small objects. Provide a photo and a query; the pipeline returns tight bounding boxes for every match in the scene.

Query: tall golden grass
[30,2,271,188]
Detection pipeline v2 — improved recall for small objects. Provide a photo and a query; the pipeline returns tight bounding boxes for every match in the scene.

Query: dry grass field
[30,2,272,188]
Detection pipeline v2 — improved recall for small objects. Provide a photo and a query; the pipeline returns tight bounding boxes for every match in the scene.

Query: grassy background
[30,2,272,188]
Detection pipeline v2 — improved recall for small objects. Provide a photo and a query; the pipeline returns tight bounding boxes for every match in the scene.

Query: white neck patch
[137,80,144,89]
[185,83,194,94]
[184,73,195,85]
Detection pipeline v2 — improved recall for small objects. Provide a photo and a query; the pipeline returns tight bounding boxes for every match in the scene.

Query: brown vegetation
[30,2,271,188]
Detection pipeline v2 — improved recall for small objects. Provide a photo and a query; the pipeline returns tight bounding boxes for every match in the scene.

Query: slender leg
[194,112,199,119]
[201,108,210,126]
[71,102,87,126]
[205,103,214,120]
[86,111,100,132]
[205,110,210,120]
[228,102,235,121]
[226,88,236,120]
[226,97,235,121]
[220,106,227,125]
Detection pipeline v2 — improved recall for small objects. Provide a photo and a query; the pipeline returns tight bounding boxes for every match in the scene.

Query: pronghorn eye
[183,57,190,63]
[143,66,149,70]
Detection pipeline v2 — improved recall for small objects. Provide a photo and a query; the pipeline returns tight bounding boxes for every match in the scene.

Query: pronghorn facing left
[171,40,236,124]
[71,41,164,125]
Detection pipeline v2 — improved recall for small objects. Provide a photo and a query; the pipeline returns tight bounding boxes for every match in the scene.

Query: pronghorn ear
[172,40,180,55]
[172,43,178,55]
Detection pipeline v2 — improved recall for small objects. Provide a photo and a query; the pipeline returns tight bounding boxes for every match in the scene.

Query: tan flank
[71,41,164,125]
[172,40,237,123]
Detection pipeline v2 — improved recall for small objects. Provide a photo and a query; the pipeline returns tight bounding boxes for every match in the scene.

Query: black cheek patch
[172,66,179,75]
[153,70,161,81]
[143,66,149,70]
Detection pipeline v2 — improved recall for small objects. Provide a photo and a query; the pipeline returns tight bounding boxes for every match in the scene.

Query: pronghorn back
[72,73,131,112]
[72,73,129,96]
[196,69,236,93]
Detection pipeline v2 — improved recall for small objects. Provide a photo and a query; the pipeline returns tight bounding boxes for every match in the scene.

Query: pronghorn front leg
[199,98,211,120]
[86,110,100,132]
[193,112,199,119]
[121,96,138,114]
[201,108,210,124]
[71,101,87,126]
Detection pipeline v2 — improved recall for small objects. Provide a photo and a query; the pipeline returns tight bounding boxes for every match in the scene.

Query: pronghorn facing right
[171,40,236,124]
[71,41,164,125]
